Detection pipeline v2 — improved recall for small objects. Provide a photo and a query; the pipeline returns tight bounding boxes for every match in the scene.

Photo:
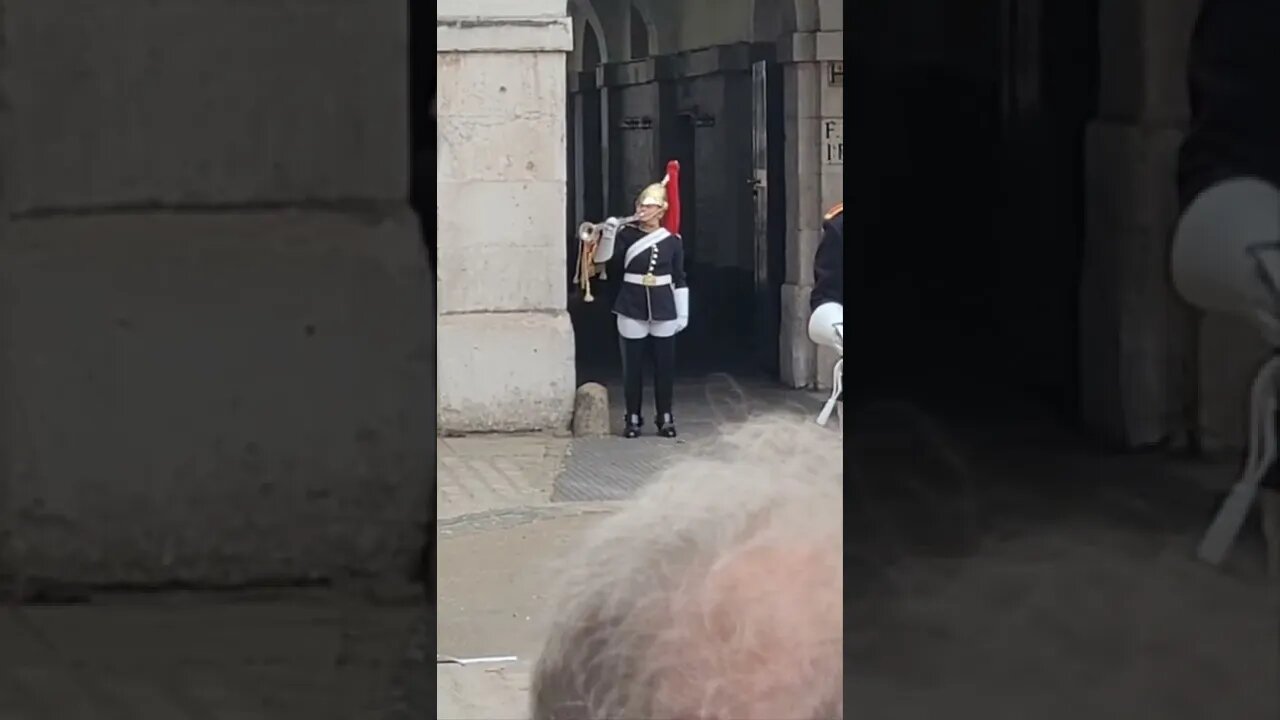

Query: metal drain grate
[552,377,828,503]
[554,437,686,502]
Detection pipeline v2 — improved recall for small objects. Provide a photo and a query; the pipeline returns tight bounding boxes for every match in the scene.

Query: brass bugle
[578,213,640,242]
[576,214,638,302]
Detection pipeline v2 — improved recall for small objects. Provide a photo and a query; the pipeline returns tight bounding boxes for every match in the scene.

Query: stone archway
[570,0,610,71]
[566,0,611,307]
[628,0,660,59]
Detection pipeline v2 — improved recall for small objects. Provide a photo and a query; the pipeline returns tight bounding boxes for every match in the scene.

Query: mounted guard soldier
[576,161,689,438]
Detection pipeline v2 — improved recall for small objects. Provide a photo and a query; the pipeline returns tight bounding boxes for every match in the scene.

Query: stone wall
[436,1,576,432]
[0,0,432,584]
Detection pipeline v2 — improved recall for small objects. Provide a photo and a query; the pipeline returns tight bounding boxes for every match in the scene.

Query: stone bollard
[573,383,610,437]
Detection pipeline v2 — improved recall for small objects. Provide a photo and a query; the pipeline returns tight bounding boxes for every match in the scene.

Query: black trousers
[620,335,675,418]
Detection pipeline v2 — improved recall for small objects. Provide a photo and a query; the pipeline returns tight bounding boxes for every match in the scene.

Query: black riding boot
[623,414,643,439]
[656,412,678,438]
[620,337,646,438]
[652,335,677,438]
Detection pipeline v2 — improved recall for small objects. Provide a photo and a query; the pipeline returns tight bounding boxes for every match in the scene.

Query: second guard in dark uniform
[594,161,689,438]
[809,202,844,348]
[809,202,844,427]
[1171,0,1280,564]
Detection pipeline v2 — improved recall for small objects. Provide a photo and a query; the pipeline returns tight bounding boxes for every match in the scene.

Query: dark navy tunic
[811,210,844,311]
[1179,0,1280,210]
[610,225,687,322]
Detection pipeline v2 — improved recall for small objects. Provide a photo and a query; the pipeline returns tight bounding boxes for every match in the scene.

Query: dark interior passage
[408,0,436,272]
[407,0,435,598]
[845,50,1003,389]
[846,0,1097,419]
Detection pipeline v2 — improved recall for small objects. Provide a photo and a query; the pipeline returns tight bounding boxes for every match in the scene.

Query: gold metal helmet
[636,182,668,209]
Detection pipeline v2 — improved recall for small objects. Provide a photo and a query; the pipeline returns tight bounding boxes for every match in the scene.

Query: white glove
[594,217,622,263]
[808,302,843,351]
[674,287,690,332]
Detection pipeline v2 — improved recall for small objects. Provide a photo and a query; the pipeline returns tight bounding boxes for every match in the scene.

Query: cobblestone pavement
[438,433,571,521]
[435,427,616,720]
[556,376,832,501]
[437,376,1279,720]
[384,611,431,720]
[432,378,835,719]
[0,590,424,720]
[8,375,1273,720]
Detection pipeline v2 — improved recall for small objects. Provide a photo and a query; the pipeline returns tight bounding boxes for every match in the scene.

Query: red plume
[662,160,681,235]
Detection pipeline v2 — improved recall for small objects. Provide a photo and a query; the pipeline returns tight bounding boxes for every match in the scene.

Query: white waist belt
[623,273,673,286]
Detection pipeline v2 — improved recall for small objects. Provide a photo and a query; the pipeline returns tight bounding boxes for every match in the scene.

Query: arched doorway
[567,0,805,383]
[747,0,798,378]
[567,0,614,383]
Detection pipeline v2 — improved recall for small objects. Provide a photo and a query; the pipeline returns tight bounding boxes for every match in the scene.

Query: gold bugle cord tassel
[581,249,595,302]
[577,225,598,303]
[575,214,636,304]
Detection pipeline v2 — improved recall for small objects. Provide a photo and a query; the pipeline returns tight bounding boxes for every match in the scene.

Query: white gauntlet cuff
[674,287,689,319]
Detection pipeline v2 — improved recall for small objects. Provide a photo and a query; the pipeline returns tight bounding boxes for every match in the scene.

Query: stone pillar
[1080,0,1201,446]
[778,30,844,389]
[436,3,576,432]
[0,0,431,585]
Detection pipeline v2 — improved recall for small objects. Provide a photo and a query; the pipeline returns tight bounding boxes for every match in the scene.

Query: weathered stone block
[1079,222,1189,448]
[824,67,844,118]
[4,0,408,211]
[0,207,433,585]
[784,63,819,120]
[435,9,573,434]
[436,52,569,184]
[1085,121,1184,236]
[572,383,611,437]
[1080,121,1197,447]
[438,0,571,21]
[435,179,568,315]
[820,166,843,216]
[784,109,825,236]
[437,312,576,433]
[1097,0,1200,124]
[817,2,844,34]
[780,282,816,388]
